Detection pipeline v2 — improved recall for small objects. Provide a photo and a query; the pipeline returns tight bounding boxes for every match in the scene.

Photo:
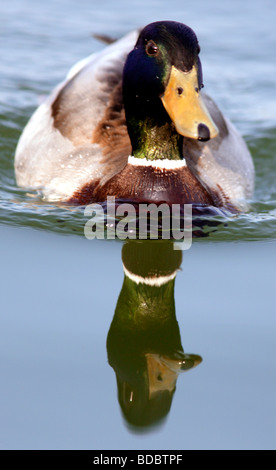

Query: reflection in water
[107,240,202,432]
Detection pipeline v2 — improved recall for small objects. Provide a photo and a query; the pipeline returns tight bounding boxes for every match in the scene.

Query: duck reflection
[107,239,202,432]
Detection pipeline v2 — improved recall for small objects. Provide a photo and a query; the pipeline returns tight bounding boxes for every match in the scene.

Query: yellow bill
[146,353,202,398]
[161,65,219,141]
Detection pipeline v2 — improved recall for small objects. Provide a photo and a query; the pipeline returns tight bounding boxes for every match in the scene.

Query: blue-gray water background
[0,0,276,450]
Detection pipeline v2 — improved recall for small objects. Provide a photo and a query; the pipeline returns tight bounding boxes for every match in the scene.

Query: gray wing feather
[184,93,254,209]
[15,30,138,201]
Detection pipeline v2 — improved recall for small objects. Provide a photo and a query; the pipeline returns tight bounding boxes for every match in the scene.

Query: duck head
[123,21,218,160]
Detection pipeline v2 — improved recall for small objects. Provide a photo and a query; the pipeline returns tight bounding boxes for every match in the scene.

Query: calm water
[0,0,276,450]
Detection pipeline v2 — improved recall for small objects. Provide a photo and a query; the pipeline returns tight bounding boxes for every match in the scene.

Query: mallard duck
[15,21,254,211]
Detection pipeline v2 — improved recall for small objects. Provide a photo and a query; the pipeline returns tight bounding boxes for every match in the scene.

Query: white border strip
[123,265,177,286]
[128,155,186,169]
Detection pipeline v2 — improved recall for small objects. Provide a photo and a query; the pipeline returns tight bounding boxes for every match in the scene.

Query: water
[0,0,276,450]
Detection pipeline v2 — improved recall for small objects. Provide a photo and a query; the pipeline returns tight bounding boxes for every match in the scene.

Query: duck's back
[15,30,138,202]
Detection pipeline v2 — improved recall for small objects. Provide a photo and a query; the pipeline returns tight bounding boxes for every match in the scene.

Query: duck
[14,20,254,211]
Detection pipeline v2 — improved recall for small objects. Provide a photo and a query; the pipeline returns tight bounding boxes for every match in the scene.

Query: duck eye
[146,40,158,56]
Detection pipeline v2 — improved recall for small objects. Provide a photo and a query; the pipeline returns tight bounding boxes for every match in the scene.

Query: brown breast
[68,162,215,206]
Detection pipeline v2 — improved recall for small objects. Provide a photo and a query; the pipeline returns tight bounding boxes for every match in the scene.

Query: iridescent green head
[123,21,218,160]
